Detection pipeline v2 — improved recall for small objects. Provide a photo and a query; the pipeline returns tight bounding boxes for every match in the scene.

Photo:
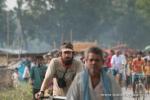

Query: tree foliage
[0,0,6,44]
[0,0,150,50]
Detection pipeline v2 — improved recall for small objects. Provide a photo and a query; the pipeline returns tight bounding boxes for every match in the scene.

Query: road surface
[122,87,150,100]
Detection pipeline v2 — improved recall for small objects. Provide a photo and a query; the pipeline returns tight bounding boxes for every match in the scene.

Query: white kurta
[89,78,104,100]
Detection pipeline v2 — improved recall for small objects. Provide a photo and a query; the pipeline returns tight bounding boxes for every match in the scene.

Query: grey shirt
[44,57,83,96]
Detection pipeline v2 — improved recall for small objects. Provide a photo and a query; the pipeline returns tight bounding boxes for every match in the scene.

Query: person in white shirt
[111,50,126,86]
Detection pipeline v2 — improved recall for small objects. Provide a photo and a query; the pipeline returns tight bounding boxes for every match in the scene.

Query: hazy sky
[6,0,17,10]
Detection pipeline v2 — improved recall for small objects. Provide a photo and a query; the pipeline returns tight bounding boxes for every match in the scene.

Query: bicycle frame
[134,77,145,100]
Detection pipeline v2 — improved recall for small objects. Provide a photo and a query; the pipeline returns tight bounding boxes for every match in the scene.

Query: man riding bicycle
[132,52,145,95]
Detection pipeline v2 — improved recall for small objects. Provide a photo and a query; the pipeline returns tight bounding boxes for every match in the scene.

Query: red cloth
[105,55,112,68]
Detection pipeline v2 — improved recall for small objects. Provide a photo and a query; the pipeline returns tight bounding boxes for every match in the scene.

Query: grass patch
[0,82,32,100]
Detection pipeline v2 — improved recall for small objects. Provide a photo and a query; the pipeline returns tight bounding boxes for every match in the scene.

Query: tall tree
[2,0,150,50]
[0,0,6,45]
[115,0,150,49]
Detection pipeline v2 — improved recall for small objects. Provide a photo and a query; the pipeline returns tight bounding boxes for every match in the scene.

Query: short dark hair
[60,42,73,50]
[84,46,103,60]
[137,51,143,55]
[110,49,115,54]
[36,55,44,60]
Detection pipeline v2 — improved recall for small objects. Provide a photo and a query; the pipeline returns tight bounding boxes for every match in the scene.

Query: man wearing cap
[37,42,83,98]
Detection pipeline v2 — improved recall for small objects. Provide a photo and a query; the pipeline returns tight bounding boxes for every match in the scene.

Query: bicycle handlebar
[40,96,66,100]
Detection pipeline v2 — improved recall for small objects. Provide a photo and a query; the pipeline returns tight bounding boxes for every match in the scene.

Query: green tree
[0,0,6,45]
[136,0,150,23]
[115,0,150,49]
[2,0,150,50]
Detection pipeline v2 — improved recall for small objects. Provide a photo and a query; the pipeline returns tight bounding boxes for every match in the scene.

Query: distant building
[73,41,97,52]
[0,48,47,67]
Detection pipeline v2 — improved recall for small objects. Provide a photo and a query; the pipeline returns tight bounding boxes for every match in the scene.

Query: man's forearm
[40,78,51,91]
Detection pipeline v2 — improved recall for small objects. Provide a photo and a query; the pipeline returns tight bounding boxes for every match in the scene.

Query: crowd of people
[104,49,150,94]
[11,42,150,100]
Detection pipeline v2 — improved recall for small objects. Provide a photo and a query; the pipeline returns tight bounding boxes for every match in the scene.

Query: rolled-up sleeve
[44,58,56,80]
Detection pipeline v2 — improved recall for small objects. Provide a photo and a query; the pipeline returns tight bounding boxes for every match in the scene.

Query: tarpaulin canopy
[144,45,150,51]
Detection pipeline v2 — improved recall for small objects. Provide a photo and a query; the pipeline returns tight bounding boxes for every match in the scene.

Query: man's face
[116,51,120,56]
[85,53,103,76]
[61,48,73,65]
[137,54,142,60]
[36,58,43,66]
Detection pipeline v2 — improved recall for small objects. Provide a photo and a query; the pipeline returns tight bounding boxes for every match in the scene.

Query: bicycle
[133,75,145,100]
[40,95,66,100]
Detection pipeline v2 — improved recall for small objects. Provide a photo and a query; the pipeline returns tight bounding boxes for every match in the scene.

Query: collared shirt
[44,57,83,96]
[111,55,123,71]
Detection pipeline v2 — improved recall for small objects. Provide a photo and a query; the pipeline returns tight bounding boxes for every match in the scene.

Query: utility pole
[53,41,56,49]
[70,29,73,42]
[17,0,27,51]
[6,11,10,66]
[16,19,23,59]
[6,12,10,47]
[61,32,64,44]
